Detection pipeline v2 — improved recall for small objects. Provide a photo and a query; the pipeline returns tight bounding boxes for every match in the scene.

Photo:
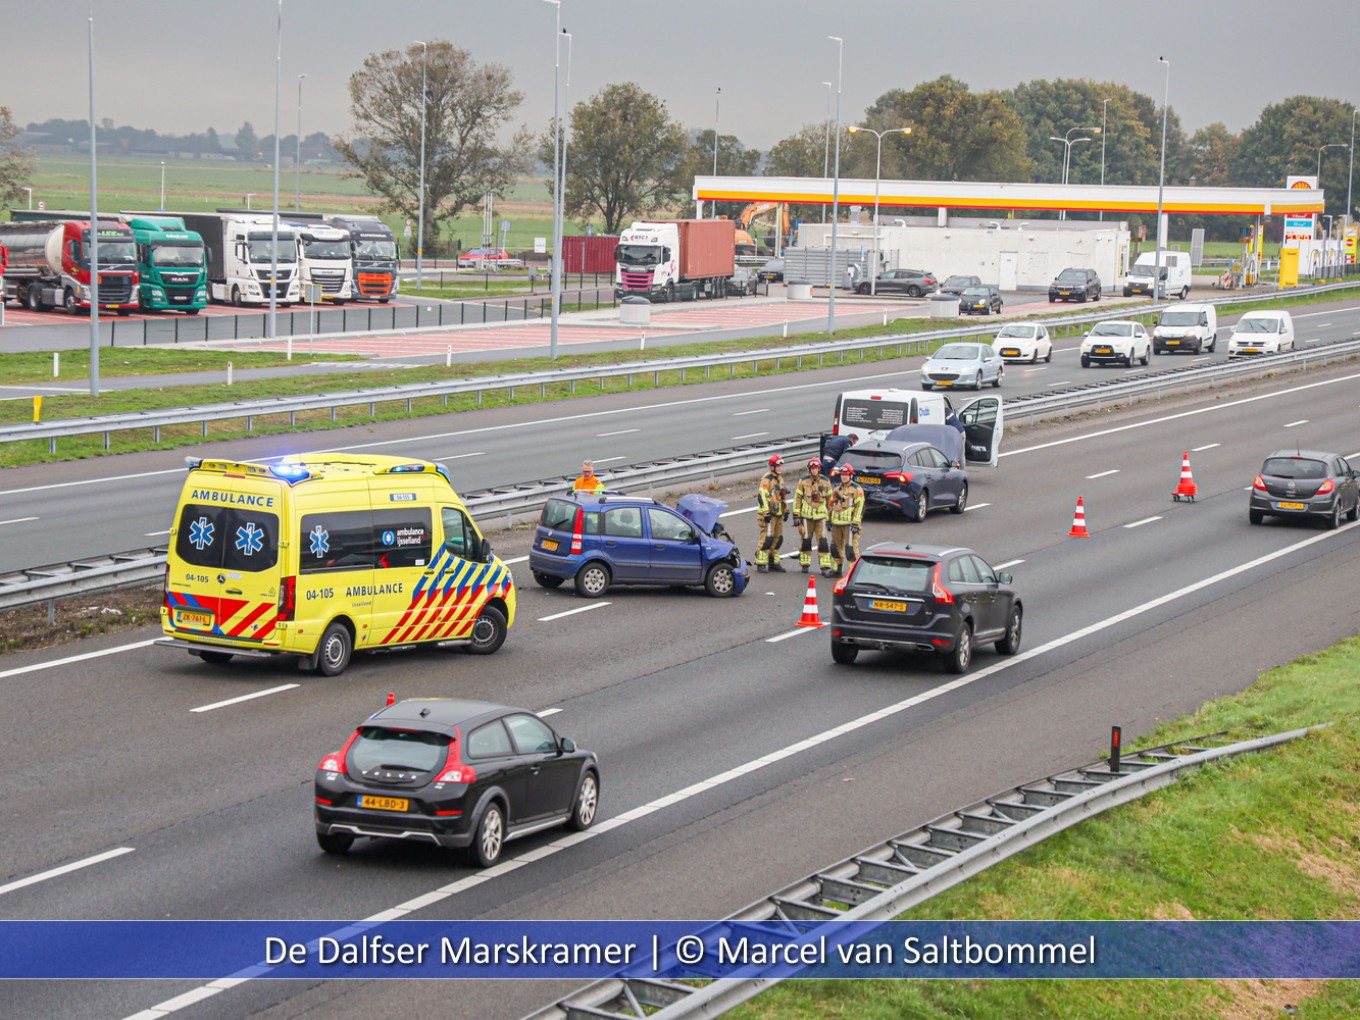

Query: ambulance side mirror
[477,536,492,563]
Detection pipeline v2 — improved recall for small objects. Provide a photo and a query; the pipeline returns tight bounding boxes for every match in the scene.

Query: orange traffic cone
[1173,451,1198,501]
[795,575,827,628]
[1067,496,1090,538]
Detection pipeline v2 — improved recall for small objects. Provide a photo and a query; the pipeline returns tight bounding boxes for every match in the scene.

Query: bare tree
[334,41,532,243]
[0,107,37,210]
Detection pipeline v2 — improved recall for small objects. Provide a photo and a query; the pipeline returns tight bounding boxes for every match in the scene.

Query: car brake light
[882,471,914,484]
[435,729,477,784]
[833,566,856,595]
[162,563,171,609]
[931,563,954,604]
[318,729,361,774]
[570,506,584,555]
[1252,475,1267,492]
[278,576,297,622]
[1317,478,1335,495]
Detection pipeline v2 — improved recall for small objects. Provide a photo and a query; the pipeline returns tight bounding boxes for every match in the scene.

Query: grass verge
[726,633,1360,1020]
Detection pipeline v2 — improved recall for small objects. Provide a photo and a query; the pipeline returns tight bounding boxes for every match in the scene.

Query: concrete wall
[794,219,1131,291]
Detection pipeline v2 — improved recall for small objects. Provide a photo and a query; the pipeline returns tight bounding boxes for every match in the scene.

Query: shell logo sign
[1282,176,1317,241]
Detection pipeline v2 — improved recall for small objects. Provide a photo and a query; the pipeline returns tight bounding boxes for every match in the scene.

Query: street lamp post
[846,124,911,296]
[295,73,306,210]
[712,87,720,177]
[827,36,843,336]
[23,186,33,210]
[1348,107,1357,230]
[246,193,255,210]
[1048,125,1100,220]
[1155,56,1170,297]
[159,161,166,210]
[1317,143,1344,181]
[268,0,283,342]
[414,41,428,291]
[543,0,562,359]
[1099,98,1111,221]
[87,0,100,397]
[821,81,832,224]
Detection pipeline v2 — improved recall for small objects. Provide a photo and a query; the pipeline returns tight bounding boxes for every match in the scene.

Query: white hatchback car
[992,323,1053,363]
[1080,320,1151,368]
[1227,310,1295,358]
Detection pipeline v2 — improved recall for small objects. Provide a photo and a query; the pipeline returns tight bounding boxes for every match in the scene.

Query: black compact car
[1048,267,1102,303]
[858,269,937,297]
[938,274,981,296]
[958,285,1003,315]
[727,266,758,296]
[829,542,1022,674]
[314,698,600,867]
[1249,450,1360,529]
[757,258,785,282]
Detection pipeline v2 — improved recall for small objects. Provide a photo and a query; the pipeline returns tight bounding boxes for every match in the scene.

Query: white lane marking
[0,638,160,681]
[1284,420,1309,428]
[0,847,136,898]
[0,467,201,498]
[441,451,484,460]
[1086,469,1120,479]
[964,502,991,511]
[145,529,171,537]
[121,522,1355,1020]
[0,516,38,526]
[1192,443,1221,452]
[538,602,611,622]
[1004,370,1360,459]
[503,554,529,564]
[732,432,770,440]
[765,627,823,643]
[721,505,759,517]
[993,559,1024,569]
[190,685,301,714]
[1048,380,1072,386]
[591,456,626,465]
[733,408,770,416]
[537,708,563,718]
[597,429,639,437]
[1317,322,1333,328]
[1124,516,1163,529]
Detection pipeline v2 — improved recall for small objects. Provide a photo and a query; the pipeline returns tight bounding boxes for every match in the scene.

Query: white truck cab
[293,224,355,302]
[1125,251,1191,300]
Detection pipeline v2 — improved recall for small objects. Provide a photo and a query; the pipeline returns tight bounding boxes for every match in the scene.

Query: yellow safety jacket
[793,474,833,520]
[829,482,864,526]
[757,470,788,517]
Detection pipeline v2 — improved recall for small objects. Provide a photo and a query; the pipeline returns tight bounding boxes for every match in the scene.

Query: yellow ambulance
[158,452,515,676]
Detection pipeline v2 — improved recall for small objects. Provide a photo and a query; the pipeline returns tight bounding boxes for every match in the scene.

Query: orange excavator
[736,202,792,257]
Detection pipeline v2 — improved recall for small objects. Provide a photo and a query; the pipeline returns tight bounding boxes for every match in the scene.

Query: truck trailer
[124,216,208,313]
[615,219,735,302]
[0,219,140,314]
[176,212,301,306]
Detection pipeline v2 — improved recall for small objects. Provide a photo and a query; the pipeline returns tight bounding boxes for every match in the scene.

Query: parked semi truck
[615,219,735,302]
[177,212,300,306]
[124,216,208,313]
[0,219,140,314]
[324,214,399,301]
[289,221,355,302]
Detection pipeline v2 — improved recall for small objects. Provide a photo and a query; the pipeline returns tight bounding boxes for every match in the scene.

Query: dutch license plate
[1059,290,1072,297]
[937,380,953,387]
[1095,346,1112,355]
[359,796,409,812]
[540,538,559,552]
[1166,340,1180,346]
[1277,501,1307,510]
[857,475,880,486]
[1243,347,1260,354]
[1001,348,1020,357]
[869,599,908,612]
[176,610,212,629]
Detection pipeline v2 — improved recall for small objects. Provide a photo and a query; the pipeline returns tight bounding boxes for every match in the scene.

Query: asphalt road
[4,363,1360,1019]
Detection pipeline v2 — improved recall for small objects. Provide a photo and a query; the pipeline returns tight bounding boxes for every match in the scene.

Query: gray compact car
[920,342,1005,390]
[1249,450,1360,529]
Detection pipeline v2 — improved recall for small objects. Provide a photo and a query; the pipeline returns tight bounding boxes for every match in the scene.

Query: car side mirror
[997,571,1013,584]
[560,737,576,754]
[477,536,492,563]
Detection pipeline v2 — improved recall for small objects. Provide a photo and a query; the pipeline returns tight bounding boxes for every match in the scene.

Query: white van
[1125,251,1191,300]
[1152,302,1218,355]
[831,388,1004,467]
[1227,310,1295,359]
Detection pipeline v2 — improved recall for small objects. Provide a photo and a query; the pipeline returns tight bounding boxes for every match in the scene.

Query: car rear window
[850,555,934,592]
[840,398,912,432]
[843,450,905,473]
[1263,457,1327,480]
[349,727,449,774]
[540,498,580,532]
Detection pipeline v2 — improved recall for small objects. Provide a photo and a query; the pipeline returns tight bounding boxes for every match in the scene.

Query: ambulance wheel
[532,570,564,589]
[465,604,507,655]
[196,651,234,665]
[316,831,353,855]
[312,622,353,676]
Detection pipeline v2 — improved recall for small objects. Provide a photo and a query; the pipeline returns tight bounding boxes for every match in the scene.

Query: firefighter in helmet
[792,457,834,574]
[828,463,865,575]
[755,454,789,572]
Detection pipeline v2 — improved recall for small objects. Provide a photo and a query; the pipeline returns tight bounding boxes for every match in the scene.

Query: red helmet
[807,458,822,469]
[838,464,855,476]
[768,454,784,468]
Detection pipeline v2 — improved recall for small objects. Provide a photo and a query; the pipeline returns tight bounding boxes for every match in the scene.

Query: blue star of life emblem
[188,516,215,551]
[309,524,330,558]
[235,522,265,557]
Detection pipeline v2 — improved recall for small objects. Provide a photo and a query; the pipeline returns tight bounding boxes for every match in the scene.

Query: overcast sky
[5,1,1355,153]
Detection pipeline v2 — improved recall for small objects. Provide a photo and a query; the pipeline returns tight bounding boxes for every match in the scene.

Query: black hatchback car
[1249,450,1360,529]
[830,543,1022,674]
[1048,267,1101,303]
[314,698,600,867]
[958,285,1003,315]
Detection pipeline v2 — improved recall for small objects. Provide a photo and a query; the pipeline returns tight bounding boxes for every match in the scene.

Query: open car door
[956,395,1003,467]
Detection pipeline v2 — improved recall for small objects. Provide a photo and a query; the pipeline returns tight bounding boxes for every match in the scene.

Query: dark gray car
[1249,450,1360,529]
[858,269,937,297]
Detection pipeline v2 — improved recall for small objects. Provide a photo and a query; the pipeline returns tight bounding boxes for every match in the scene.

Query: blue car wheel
[705,562,737,597]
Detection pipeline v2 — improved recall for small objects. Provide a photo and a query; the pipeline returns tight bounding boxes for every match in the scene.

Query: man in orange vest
[572,459,604,493]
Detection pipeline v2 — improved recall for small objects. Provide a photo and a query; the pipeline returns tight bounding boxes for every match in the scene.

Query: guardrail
[4,279,1353,455]
[521,726,1316,1020]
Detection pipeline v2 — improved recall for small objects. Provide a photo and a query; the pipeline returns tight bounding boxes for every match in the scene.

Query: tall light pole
[23,186,33,210]
[846,124,910,296]
[295,73,306,210]
[543,0,562,359]
[1155,56,1170,297]
[827,36,843,336]
[1317,142,1344,183]
[821,81,832,224]
[414,40,428,291]
[268,0,283,342]
[87,0,100,397]
[1099,97,1111,221]
[1348,106,1357,230]
[712,87,721,177]
[1048,125,1099,220]
[246,193,255,210]
[159,161,166,210]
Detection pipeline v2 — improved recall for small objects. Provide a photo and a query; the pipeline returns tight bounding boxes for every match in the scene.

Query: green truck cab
[125,216,208,313]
